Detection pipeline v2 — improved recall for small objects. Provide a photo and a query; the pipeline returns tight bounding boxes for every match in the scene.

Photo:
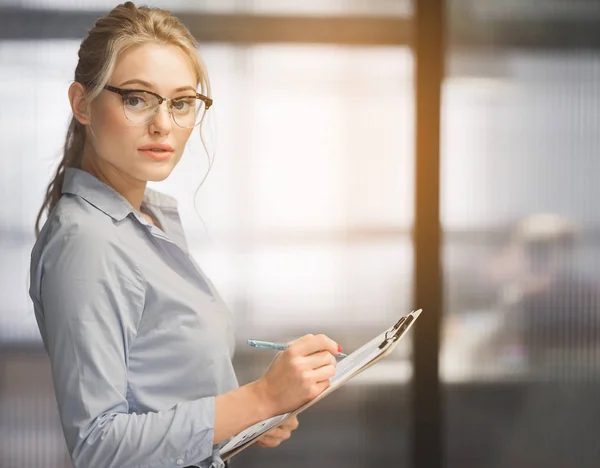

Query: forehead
[110,43,197,92]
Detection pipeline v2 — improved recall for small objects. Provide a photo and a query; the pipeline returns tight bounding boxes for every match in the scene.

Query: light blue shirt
[29,167,239,468]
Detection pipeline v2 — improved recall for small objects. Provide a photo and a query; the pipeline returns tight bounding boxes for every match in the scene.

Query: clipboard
[220,309,422,461]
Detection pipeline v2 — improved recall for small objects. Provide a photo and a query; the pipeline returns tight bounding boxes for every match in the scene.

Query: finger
[288,334,339,357]
[266,426,290,439]
[289,415,300,430]
[257,436,281,448]
[280,415,300,431]
[304,379,331,401]
[309,364,337,383]
[303,350,337,370]
[257,439,279,448]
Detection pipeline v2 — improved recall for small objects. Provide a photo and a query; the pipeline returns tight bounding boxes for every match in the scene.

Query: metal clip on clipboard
[378,312,416,350]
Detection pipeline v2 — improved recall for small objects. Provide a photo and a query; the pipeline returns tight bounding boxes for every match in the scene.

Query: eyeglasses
[103,85,213,129]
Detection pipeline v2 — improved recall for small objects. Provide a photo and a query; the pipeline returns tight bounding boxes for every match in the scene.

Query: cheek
[92,103,141,154]
[178,127,194,145]
[92,99,126,132]
[174,128,194,155]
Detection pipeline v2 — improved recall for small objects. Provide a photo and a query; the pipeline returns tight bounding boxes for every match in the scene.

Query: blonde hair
[35,1,211,235]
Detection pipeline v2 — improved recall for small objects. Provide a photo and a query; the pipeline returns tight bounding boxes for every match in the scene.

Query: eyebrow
[118,79,197,93]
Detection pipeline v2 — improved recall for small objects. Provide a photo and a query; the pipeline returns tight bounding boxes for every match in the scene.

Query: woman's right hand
[255,334,341,416]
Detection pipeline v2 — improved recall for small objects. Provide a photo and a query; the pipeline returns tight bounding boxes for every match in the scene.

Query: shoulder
[31,195,139,283]
[34,195,113,256]
[55,193,118,235]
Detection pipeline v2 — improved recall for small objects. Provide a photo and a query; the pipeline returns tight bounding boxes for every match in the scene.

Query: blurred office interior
[1,0,600,467]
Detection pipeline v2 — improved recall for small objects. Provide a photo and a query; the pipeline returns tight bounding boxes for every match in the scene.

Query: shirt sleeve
[35,215,218,468]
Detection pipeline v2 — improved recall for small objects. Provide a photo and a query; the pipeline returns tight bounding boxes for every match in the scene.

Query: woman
[29,3,342,468]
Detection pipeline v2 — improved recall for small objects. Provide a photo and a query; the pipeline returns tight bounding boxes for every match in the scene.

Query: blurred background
[2,0,600,467]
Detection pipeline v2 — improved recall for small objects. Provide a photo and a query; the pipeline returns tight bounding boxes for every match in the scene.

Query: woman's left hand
[256,415,300,448]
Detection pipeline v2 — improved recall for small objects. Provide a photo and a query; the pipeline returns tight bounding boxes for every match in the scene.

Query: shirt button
[176,458,184,465]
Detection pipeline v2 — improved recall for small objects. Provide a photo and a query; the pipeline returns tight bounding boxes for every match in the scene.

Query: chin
[136,163,177,183]
[144,168,175,183]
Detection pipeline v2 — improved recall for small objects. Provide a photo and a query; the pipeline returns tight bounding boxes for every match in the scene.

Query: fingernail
[337,344,342,353]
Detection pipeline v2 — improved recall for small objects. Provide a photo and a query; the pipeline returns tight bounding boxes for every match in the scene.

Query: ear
[68,82,91,125]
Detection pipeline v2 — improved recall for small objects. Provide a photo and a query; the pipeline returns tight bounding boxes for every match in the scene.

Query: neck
[81,146,147,211]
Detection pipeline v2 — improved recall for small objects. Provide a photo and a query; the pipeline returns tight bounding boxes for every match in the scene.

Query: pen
[247,339,348,358]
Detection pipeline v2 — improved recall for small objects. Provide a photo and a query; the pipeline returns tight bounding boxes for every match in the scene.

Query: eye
[123,93,149,109]
[172,98,193,112]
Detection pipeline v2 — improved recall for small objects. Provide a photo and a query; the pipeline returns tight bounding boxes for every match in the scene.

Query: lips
[138,143,175,152]
[138,143,175,161]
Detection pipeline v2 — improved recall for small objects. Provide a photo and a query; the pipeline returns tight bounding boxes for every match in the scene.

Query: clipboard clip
[378,313,415,349]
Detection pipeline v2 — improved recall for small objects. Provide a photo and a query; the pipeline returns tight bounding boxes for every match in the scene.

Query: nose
[148,101,172,135]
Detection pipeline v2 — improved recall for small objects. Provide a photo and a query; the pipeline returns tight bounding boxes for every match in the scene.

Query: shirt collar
[62,167,178,222]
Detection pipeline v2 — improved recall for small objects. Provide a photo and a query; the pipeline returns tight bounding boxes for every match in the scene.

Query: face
[80,43,197,183]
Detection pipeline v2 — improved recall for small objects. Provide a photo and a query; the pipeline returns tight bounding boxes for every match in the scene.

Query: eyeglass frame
[103,84,213,127]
